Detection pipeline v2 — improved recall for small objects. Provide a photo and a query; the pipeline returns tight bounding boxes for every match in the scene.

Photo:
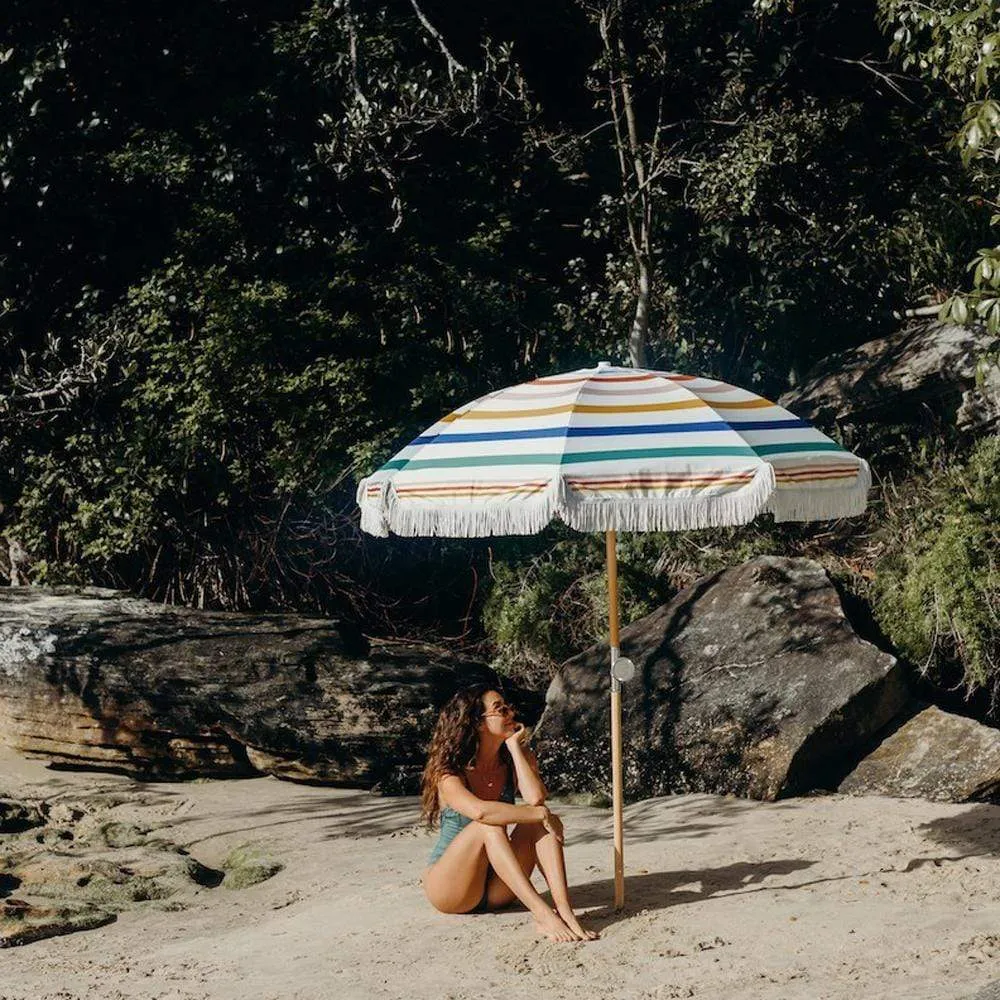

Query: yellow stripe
[442,399,709,421]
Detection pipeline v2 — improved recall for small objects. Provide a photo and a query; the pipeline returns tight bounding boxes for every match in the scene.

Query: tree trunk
[629,256,650,368]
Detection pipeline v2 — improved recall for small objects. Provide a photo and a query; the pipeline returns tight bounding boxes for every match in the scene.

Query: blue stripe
[410,419,809,446]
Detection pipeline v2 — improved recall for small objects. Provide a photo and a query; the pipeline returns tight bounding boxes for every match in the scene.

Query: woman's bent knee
[474,821,509,840]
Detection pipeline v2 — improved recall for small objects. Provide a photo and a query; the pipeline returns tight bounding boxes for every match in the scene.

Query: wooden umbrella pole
[606,529,625,910]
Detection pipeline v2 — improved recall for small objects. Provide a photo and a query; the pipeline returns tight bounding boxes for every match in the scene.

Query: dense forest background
[1,2,999,701]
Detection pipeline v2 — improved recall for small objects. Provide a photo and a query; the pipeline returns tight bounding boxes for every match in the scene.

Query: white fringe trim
[767,459,872,523]
[561,463,777,532]
[356,478,391,538]
[356,460,875,537]
[357,475,564,538]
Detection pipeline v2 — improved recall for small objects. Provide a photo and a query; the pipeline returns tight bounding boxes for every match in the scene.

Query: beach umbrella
[357,362,870,909]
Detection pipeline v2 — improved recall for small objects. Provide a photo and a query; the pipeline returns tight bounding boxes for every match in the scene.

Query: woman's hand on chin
[503,722,528,748]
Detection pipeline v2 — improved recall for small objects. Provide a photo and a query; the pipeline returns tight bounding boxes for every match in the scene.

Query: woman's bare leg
[481,822,540,910]
[483,823,598,940]
[422,820,492,914]
[423,822,577,941]
[533,826,599,940]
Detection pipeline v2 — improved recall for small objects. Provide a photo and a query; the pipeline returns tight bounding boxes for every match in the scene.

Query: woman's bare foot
[556,905,600,940]
[533,908,577,942]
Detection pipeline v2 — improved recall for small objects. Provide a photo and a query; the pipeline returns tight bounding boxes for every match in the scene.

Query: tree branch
[408,0,467,80]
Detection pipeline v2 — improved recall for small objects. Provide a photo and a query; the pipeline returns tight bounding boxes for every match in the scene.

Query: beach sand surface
[2,748,1000,1000]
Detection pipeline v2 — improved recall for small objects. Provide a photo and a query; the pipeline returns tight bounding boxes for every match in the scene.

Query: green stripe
[752,442,844,456]
[380,440,845,472]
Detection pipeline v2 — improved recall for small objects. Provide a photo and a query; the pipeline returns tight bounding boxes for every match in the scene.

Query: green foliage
[873,436,1000,698]
[482,531,644,686]
[0,1,588,617]
[558,0,988,389]
[878,0,1000,331]
[483,522,813,685]
[0,0,996,636]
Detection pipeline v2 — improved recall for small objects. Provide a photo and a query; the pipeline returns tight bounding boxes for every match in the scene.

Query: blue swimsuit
[428,768,516,866]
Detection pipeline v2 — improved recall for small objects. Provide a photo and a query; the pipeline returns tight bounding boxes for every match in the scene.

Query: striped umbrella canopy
[357,362,870,911]
[357,362,870,537]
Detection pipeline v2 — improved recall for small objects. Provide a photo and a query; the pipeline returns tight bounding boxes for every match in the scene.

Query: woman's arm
[438,774,548,826]
[506,731,547,806]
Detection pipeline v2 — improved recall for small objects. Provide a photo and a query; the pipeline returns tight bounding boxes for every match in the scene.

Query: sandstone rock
[0,800,46,834]
[536,556,911,801]
[0,788,225,947]
[778,318,1000,452]
[0,587,510,785]
[0,898,116,948]
[839,705,1000,802]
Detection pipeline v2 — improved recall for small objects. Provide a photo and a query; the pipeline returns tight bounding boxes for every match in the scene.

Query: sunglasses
[483,702,515,718]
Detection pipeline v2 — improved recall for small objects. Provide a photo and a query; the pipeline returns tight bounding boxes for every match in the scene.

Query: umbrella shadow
[564,793,760,847]
[612,574,719,797]
[912,804,1000,861]
[172,791,422,846]
[560,857,820,929]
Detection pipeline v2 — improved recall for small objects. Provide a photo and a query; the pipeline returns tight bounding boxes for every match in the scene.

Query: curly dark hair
[420,683,513,828]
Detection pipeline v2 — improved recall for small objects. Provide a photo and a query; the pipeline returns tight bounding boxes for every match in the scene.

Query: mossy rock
[97,821,148,849]
[220,843,283,890]
[77,873,173,905]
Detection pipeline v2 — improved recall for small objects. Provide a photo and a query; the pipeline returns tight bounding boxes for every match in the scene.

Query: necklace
[468,761,503,788]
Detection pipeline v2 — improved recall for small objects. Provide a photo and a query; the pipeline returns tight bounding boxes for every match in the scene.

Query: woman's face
[478,689,517,740]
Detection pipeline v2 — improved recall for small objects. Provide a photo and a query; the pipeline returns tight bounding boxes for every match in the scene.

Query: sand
[3,747,1000,1000]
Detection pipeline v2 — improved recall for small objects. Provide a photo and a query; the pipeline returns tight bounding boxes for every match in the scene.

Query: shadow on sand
[566,858,819,929]
[904,803,1000,868]
[171,791,422,847]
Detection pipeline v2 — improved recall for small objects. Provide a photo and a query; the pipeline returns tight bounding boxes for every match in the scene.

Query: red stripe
[775,470,858,482]
[772,463,858,474]
[568,473,752,486]
[395,480,548,491]
[532,373,659,385]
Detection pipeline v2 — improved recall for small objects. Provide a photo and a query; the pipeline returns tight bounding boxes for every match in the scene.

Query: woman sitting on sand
[421,684,598,942]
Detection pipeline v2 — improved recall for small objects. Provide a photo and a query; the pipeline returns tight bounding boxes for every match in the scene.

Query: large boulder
[535,556,912,801]
[778,318,1000,452]
[839,705,1000,802]
[0,587,516,787]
